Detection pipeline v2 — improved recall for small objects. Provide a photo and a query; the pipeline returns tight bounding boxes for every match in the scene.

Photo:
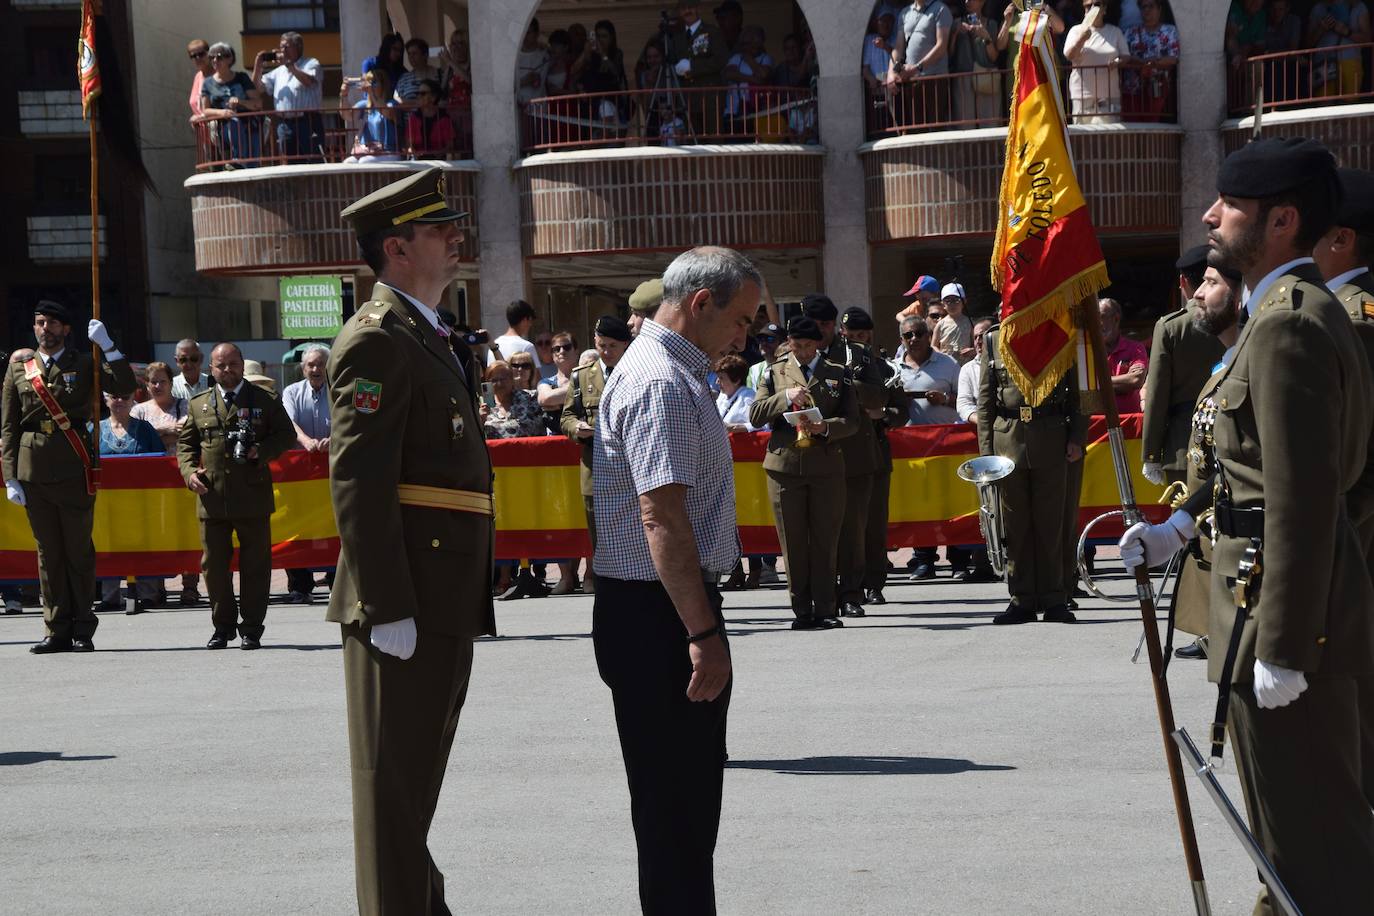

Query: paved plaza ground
[1,559,1265,915]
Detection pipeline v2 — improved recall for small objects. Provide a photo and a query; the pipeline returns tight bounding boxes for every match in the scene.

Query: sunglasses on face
[189,50,207,59]
[551,344,574,352]
[902,330,928,340]
[176,355,202,364]
[210,54,228,60]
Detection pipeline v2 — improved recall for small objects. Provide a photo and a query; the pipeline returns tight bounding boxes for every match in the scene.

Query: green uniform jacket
[325,287,496,639]
[560,359,606,498]
[177,381,296,519]
[1141,308,1226,473]
[748,353,859,476]
[976,327,1087,465]
[2,348,135,484]
[826,337,888,478]
[1334,269,1374,561]
[667,21,729,86]
[1205,264,1374,684]
[1334,268,1374,324]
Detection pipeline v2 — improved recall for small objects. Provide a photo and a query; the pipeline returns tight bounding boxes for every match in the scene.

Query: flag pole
[1077,294,1210,915]
[89,111,102,431]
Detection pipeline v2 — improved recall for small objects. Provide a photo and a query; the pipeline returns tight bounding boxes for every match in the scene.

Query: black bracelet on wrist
[687,625,720,643]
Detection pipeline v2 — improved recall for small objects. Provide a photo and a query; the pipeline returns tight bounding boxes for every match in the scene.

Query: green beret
[1336,168,1374,232]
[628,279,664,313]
[1216,137,1337,200]
[340,166,468,236]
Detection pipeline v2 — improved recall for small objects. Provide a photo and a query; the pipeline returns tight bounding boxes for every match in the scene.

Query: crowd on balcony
[1227,0,1372,108]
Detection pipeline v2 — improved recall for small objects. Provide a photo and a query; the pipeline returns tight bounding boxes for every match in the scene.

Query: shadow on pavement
[0,751,116,766]
[726,755,1015,776]
[98,643,340,653]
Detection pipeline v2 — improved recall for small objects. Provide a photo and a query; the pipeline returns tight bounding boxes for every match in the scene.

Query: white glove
[370,617,417,660]
[1119,509,1195,570]
[5,480,25,508]
[1253,659,1308,709]
[1142,462,1165,485]
[674,58,691,77]
[87,319,115,352]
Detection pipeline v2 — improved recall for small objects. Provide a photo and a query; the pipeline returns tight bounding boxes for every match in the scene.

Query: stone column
[468,0,536,330]
[340,0,383,83]
[1174,0,1231,250]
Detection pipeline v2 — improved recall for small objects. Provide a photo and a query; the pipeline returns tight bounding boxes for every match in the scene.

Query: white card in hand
[783,407,822,426]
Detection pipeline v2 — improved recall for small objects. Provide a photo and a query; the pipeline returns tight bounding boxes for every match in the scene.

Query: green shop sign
[279,276,343,339]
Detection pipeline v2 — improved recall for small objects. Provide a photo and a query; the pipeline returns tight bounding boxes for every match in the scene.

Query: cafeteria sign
[280,276,343,339]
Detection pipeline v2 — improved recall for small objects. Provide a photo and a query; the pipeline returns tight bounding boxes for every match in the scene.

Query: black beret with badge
[34,300,74,324]
[801,294,838,322]
[1175,244,1210,273]
[1216,137,1339,200]
[594,314,632,342]
[339,165,468,236]
[787,316,823,341]
[1335,167,1374,232]
[840,307,874,331]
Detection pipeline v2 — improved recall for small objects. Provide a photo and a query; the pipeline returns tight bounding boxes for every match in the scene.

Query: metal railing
[863,62,1176,139]
[519,85,818,154]
[1227,43,1374,116]
[191,104,474,171]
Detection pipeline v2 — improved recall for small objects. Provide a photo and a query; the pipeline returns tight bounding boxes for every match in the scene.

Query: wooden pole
[89,112,103,472]
[1077,295,1210,912]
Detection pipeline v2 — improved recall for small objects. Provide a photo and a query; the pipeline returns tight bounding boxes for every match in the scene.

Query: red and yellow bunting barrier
[0,417,1166,579]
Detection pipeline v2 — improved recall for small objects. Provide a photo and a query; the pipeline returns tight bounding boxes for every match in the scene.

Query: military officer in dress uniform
[1314,165,1374,807]
[2,301,135,654]
[748,316,859,629]
[668,0,728,133]
[561,315,631,595]
[830,305,891,617]
[177,342,295,650]
[1122,138,1374,915]
[976,326,1086,625]
[327,166,496,916]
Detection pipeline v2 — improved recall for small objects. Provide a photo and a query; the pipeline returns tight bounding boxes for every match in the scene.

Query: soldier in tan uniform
[561,315,631,594]
[1123,138,1374,914]
[177,343,295,649]
[328,167,496,915]
[748,316,859,629]
[2,301,135,653]
[976,326,1086,625]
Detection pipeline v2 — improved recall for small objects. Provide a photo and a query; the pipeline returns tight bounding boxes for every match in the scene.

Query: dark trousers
[342,624,474,916]
[1001,461,1068,611]
[1063,454,1086,589]
[275,112,325,162]
[1230,677,1374,915]
[837,473,873,605]
[25,480,98,639]
[593,577,731,916]
[200,515,272,638]
[864,469,892,590]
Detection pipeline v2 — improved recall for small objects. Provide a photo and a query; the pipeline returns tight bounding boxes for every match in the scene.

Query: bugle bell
[956,455,1015,577]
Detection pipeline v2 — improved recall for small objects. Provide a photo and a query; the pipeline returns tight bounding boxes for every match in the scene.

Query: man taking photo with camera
[177,342,294,650]
[252,31,323,161]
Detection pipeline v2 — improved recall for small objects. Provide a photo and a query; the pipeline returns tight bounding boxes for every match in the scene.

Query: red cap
[902,274,940,297]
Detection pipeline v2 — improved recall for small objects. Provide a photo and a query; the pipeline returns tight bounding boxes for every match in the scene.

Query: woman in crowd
[1308,0,1371,98]
[1064,0,1131,123]
[516,18,549,107]
[483,360,546,439]
[772,32,819,143]
[545,30,575,96]
[404,79,455,157]
[535,331,585,595]
[714,354,756,433]
[375,33,407,87]
[342,68,400,163]
[1122,0,1179,121]
[199,42,263,167]
[96,390,165,613]
[952,0,1004,126]
[130,361,188,454]
[438,28,473,150]
[531,331,557,382]
[508,352,540,395]
[395,37,438,102]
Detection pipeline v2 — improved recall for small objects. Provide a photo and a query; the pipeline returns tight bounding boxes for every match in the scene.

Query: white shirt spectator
[956,358,981,423]
[487,332,538,367]
[1065,22,1130,119]
[902,0,954,76]
[262,57,323,112]
[715,385,756,430]
[516,46,549,105]
[724,52,773,116]
[172,371,210,401]
[896,348,961,424]
[282,377,331,442]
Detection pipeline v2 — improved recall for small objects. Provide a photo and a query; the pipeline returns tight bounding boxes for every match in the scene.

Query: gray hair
[1098,297,1123,320]
[281,31,304,51]
[661,246,763,311]
[207,41,235,65]
[300,344,331,362]
[175,338,201,352]
[900,314,923,332]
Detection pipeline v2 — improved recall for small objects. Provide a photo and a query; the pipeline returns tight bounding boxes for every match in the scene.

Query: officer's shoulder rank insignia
[354,379,383,414]
[1363,300,1374,320]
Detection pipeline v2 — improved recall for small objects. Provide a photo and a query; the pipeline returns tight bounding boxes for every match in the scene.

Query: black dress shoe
[992,605,1038,625]
[71,637,95,652]
[206,633,231,650]
[909,563,936,581]
[865,588,886,605]
[957,565,1000,583]
[791,617,822,630]
[286,590,313,605]
[1175,637,1208,660]
[840,602,866,618]
[816,616,844,629]
[1066,597,1079,611]
[1071,585,1089,599]
[1041,604,1077,623]
[240,635,261,650]
[30,636,73,654]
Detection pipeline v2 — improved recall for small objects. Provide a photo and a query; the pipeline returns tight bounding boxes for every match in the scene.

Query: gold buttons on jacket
[356,601,364,610]
[1220,397,1228,408]
[431,538,440,548]
[1316,636,1327,646]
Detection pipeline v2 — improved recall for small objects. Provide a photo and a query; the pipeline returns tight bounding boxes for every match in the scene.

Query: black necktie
[224,389,236,409]
[801,363,811,381]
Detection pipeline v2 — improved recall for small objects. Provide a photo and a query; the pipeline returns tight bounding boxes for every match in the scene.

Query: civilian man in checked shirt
[592,245,762,915]
[282,343,331,603]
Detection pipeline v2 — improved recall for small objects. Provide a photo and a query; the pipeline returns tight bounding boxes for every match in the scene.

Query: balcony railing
[191,105,474,171]
[519,85,818,155]
[863,62,1176,140]
[1227,43,1374,117]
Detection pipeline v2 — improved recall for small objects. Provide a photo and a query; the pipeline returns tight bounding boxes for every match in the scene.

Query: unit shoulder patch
[353,379,383,414]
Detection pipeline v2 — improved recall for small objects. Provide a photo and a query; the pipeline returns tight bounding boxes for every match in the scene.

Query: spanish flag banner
[78,0,101,118]
[990,6,1110,406]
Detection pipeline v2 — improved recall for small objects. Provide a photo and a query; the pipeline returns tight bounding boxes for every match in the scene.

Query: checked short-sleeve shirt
[592,318,740,581]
